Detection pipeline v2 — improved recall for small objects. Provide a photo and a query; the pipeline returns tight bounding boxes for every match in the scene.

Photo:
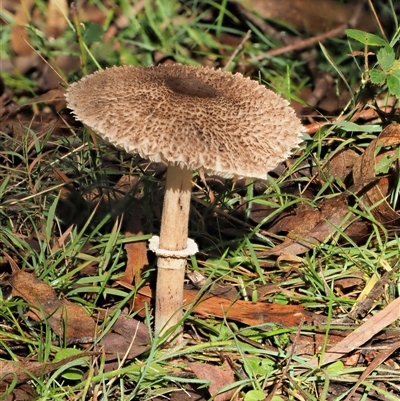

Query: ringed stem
[155,164,193,338]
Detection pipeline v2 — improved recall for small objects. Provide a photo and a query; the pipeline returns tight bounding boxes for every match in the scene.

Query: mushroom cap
[65,64,303,179]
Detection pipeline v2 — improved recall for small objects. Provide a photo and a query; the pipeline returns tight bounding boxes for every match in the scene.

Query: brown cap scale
[66,64,303,340]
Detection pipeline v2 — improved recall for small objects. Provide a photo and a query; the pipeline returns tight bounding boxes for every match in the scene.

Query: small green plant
[346,28,400,98]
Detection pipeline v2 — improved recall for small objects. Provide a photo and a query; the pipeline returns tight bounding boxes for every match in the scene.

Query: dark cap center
[165,76,216,98]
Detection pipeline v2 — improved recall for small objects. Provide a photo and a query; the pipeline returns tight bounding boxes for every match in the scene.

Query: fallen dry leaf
[1,260,150,370]
[19,87,67,108]
[118,178,149,285]
[343,340,400,401]
[289,330,347,358]
[0,352,95,388]
[352,124,400,226]
[269,208,321,237]
[247,202,276,224]
[324,148,359,183]
[189,292,311,327]
[120,240,148,285]
[306,296,400,368]
[77,3,108,26]
[239,0,375,34]
[46,0,68,39]
[189,361,236,401]
[136,286,313,327]
[334,274,364,292]
[101,315,150,362]
[2,256,96,343]
[187,270,239,300]
[2,383,38,401]
[267,194,352,255]
[169,384,209,401]
[348,264,400,320]
[10,0,35,57]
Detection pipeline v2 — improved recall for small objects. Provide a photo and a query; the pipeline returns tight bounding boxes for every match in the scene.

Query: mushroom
[65,63,303,340]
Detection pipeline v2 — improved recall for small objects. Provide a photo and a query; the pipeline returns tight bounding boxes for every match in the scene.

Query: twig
[267,25,347,57]
[367,0,387,40]
[265,320,305,401]
[306,297,400,369]
[235,4,285,43]
[223,29,252,71]
[343,340,400,401]
[266,1,364,57]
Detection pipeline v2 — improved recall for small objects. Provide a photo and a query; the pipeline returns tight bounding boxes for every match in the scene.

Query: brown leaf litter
[238,0,375,35]
[1,253,150,352]
[306,297,400,369]
[256,124,400,256]
[189,360,236,401]
[265,193,355,256]
[3,253,97,343]
[353,124,400,226]
[0,255,150,396]
[0,351,96,388]
[134,285,313,328]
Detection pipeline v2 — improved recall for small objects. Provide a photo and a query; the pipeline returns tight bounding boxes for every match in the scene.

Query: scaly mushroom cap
[66,64,303,179]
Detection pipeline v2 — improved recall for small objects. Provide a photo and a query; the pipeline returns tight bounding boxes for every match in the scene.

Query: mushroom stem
[155,163,193,337]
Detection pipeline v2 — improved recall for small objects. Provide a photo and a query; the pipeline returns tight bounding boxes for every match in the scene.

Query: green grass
[1,1,400,400]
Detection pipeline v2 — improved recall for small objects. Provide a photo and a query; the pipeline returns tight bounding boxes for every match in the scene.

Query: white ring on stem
[149,235,198,258]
